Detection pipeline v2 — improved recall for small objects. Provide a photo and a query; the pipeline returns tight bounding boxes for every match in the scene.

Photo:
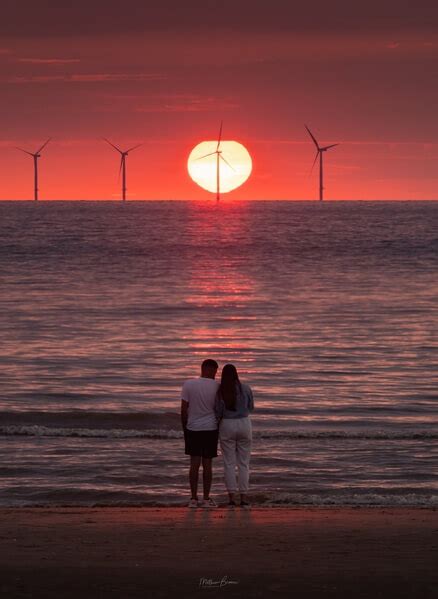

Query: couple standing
[181,359,254,508]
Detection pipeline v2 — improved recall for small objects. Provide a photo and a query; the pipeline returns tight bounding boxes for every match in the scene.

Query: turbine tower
[305,125,339,201]
[195,122,235,201]
[103,138,143,201]
[16,138,51,201]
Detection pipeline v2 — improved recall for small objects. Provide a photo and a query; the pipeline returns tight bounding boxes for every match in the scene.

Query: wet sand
[0,507,437,598]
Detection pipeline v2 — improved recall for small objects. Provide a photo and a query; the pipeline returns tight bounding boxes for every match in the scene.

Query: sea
[0,200,437,507]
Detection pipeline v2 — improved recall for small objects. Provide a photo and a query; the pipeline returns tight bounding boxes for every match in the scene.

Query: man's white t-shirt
[181,377,219,431]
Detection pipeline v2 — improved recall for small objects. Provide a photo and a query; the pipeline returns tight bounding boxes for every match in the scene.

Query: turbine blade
[216,120,223,151]
[126,143,143,153]
[321,143,339,151]
[36,137,51,154]
[305,125,320,150]
[118,156,124,181]
[194,151,217,160]
[103,137,122,153]
[16,147,34,156]
[309,150,320,176]
[219,154,235,172]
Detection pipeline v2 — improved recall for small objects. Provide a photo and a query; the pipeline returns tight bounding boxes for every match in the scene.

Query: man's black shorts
[184,428,219,458]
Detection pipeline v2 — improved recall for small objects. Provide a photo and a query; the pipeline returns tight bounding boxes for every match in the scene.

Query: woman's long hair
[218,364,241,411]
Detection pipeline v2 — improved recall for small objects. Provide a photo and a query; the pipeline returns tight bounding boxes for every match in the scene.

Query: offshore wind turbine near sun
[195,122,233,202]
[103,138,143,201]
[305,125,339,201]
[187,122,252,201]
[16,138,51,201]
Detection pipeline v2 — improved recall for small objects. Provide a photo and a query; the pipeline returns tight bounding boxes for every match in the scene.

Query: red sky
[1,0,438,200]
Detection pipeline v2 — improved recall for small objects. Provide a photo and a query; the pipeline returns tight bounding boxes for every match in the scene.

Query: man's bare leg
[202,457,213,499]
[189,456,202,500]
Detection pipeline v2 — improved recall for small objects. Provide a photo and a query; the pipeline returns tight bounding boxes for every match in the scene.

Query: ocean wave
[0,492,436,508]
[252,491,438,507]
[0,410,180,430]
[1,424,437,440]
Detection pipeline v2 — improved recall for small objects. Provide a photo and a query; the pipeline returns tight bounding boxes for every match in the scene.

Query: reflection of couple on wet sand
[181,359,254,508]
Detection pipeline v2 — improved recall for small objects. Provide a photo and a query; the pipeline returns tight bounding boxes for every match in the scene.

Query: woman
[215,364,254,508]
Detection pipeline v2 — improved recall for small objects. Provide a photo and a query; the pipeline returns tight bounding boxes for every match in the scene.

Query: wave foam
[0,492,436,508]
[255,492,438,507]
[1,425,437,440]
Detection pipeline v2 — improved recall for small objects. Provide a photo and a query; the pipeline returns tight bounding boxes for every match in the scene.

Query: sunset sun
[187,140,252,196]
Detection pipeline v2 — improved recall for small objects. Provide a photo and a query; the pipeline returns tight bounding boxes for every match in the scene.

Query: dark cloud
[6,73,165,84]
[2,0,438,37]
[17,58,81,64]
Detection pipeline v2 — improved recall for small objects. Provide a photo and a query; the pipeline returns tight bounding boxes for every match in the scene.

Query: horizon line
[1,198,437,203]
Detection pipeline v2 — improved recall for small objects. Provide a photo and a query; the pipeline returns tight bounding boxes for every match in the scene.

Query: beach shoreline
[1,507,436,598]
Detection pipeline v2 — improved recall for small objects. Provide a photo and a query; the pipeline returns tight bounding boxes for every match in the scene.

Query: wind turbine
[305,125,339,201]
[195,121,235,201]
[103,138,143,201]
[16,138,51,201]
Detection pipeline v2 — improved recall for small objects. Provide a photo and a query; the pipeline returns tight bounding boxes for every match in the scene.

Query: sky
[1,0,438,200]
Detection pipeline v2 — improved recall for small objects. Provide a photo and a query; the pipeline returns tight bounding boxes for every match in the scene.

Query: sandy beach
[0,507,437,598]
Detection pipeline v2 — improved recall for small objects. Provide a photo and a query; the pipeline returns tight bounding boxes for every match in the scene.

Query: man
[181,359,220,508]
